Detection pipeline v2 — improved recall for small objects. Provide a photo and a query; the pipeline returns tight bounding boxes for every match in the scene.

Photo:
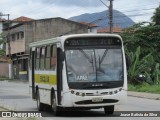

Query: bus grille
[75,99,118,105]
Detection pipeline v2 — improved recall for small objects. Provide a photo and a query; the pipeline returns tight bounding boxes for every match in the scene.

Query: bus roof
[29,33,122,48]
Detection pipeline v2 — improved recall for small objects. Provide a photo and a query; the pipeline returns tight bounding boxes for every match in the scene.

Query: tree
[121,22,160,85]
[121,22,160,63]
[0,34,5,56]
[152,5,160,25]
[121,5,160,84]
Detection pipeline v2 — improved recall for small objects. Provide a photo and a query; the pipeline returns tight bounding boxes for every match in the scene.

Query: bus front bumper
[62,89,127,107]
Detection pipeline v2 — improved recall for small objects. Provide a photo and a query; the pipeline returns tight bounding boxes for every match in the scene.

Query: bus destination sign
[64,37,122,47]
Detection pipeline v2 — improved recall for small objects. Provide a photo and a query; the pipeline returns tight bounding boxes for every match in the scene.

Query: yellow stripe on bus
[35,74,57,85]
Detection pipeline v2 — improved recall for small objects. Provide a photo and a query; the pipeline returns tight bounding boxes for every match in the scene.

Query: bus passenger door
[31,48,36,100]
[57,48,64,105]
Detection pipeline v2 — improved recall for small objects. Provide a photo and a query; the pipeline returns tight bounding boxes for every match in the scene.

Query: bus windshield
[65,48,123,83]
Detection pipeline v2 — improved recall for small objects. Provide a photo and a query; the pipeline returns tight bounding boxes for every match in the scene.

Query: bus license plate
[92,97,103,102]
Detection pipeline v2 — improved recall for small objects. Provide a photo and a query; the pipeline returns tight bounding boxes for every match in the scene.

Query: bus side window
[40,46,45,70]
[45,45,51,70]
[35,47,40,69]
[51,45,57,70]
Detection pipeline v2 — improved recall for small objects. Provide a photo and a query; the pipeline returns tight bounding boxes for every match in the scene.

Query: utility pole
[108,0,113,33]
[99,0,113,33]
[7,14,11,58]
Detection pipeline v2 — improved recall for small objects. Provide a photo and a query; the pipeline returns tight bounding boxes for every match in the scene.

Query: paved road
[0,80,160,120]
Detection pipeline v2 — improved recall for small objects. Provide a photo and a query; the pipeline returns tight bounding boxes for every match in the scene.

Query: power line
[114,12,153,18]
[9,1,159,26]
[115,2,159,11]
[18,0,61,17]
[118,7,156,14]
[99,0,109,8]
[82,7,155,22]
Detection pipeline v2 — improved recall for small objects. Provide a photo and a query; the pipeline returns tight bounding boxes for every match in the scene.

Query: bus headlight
[114,90,118,94]
[81,93,85,97]
[71,90,74,94]
[119,88,122,91]
[76,92,80,96]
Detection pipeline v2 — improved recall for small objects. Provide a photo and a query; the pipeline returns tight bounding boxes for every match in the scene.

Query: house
[79,22,98,33]
[0,56,10,78]
[13,16,33,22]
[2,17,89,80]
[0,18,6,33]
[97,27,122,33]
[1,16,33,49]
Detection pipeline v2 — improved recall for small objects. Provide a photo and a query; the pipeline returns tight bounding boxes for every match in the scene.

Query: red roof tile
[13,16,33,22]
[97,27,122,33]
[79,22,98,27]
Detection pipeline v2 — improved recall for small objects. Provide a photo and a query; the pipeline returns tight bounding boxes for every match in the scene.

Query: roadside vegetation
[128,83,160,94]
[0,76,11,81]
[0,33,5,56]
[121,5,160,93]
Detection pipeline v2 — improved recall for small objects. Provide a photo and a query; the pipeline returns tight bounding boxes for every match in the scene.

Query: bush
[128,83,160,94]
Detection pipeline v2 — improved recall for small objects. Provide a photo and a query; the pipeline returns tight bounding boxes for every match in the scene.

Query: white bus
[29,33,128,115]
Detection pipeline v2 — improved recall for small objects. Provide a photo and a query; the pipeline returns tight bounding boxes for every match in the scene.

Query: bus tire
[51,91,60,116]
[36,89,44,111]
[104,105,114,115]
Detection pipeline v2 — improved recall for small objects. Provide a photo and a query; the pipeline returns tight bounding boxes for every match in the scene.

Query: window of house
[40,46,45,70]
[17,33,20,40]
[12,34,15,41]
[35,47,40,69]
[20,32,24,39]
[45,45,51,70]
[51,45,57,70]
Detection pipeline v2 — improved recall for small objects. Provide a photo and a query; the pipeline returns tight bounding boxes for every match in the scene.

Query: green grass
[0,76,12,81]
[128,82,160,94]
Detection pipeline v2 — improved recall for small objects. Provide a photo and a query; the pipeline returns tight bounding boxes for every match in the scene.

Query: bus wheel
[104,105,114,115]
[51,92,60,116]
[36,90,44,111]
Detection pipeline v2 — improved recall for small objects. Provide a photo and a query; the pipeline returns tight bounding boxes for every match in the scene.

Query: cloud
[114,0,160,22]
[0,0,159,23]
[1,0,105,19]
[35,0,102,7]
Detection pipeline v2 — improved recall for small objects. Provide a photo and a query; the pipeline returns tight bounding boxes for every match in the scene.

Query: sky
[0,0,160,23]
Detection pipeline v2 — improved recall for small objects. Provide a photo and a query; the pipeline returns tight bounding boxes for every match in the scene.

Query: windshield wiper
[79,49,93,63]
[79,49,95,72]
[100,49,108,64]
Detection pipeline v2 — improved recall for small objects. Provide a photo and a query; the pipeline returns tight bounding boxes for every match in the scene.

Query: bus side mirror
[125,54,130,71]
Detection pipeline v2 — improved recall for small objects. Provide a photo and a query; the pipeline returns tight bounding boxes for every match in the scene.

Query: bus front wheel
[36,90,45,111]
[51,92,60,116]
[104,105,114,115]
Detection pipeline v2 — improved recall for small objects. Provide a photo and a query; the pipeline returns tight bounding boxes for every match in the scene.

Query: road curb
[127,91,160,100]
